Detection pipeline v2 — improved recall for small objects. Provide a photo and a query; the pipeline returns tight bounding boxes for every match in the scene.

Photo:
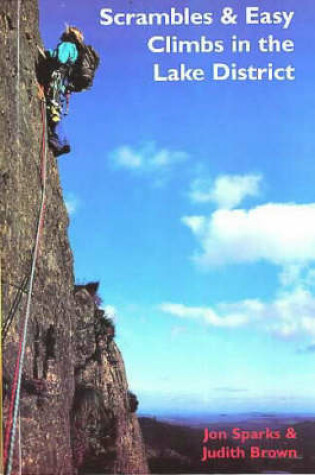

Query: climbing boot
[49,134,71,157]
[55,144,71,157]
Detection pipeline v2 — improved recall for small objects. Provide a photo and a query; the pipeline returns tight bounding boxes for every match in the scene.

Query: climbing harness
[49,71,64,102]
[46,68,72,125]
[46,72,63,124]
[3,95,48,475]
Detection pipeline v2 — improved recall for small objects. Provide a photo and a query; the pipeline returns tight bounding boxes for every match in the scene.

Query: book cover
[1,0,315,473]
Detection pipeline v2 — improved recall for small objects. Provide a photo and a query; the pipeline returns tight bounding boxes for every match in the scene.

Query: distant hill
[139,416,315,473]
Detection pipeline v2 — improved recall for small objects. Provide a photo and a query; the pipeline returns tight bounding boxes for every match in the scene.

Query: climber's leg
[46,72,71,157]
[48,121,71,157]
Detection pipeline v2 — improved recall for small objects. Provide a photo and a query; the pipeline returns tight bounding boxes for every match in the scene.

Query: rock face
[0,1,149,474]
[72,285,148,474]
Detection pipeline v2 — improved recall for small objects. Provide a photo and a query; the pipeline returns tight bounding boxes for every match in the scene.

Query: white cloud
[182,203,315,268]
[182,216,204,234]
[160,302,250,328]
[111,146,142,169]
[189,174,262,209]
[103,305,117,321]
[279,264,315,292]
[305,269,315,287]
[279,265,304,288]
[109,142,188,174]
[65,193,80,215]
[178,175,315,343]
[160,287,315,339]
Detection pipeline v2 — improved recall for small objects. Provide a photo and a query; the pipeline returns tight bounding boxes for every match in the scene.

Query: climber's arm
[37,45,47,58]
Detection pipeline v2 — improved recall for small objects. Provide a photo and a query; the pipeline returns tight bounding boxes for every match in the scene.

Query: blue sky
[40,0,315,415]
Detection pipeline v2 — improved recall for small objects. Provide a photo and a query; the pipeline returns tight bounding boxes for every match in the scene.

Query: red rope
[41,97,46,184]
[39,100,47,251]
[3,99,47,471]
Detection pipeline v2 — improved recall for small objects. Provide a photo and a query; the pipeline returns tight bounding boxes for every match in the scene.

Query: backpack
[69,44,100,92]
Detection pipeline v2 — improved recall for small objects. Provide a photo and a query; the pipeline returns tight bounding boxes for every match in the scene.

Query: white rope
[6,1,22,474]
[17,0,20,89]
[16,0,21,266]
[6,0,48,471]
[18,410,22,475]
[6,104,47,475]
[17,3,21,472]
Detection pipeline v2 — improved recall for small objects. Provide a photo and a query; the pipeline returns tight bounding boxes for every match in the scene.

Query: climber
[39,26,100,157]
